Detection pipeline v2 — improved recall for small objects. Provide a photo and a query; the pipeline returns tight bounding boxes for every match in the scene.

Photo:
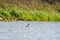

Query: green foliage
[0,0,60,21]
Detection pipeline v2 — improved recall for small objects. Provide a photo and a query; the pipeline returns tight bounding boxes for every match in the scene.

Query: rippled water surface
[0,21,60,40]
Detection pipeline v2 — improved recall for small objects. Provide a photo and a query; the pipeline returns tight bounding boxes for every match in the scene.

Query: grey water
[0,21,60,40]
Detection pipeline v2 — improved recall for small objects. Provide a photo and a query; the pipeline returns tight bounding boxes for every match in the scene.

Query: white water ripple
[0,21,60,40]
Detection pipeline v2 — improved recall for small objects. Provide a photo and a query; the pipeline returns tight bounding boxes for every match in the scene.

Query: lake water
[0,21,60,40]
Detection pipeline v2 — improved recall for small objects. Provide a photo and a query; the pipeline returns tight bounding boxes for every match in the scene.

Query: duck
[26,23,30,27]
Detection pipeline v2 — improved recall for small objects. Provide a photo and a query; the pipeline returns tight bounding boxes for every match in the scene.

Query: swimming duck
[26,24,29,27]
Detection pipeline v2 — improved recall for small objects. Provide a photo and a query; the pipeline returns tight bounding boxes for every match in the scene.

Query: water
[0,21,60,40]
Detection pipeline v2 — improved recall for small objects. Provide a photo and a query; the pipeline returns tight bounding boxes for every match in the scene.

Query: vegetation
[0,0,60,21]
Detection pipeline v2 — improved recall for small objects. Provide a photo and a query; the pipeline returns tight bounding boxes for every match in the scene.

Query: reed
[0,0,60,21]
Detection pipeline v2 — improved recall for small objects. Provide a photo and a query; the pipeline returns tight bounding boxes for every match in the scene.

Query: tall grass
[0,7,60,21]
[0,0,60,21]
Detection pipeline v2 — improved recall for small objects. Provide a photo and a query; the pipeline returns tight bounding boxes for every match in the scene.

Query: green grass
[0,1,60,21]
[0,7,60,21]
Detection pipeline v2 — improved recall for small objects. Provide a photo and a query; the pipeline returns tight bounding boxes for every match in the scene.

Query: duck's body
[26,24,29,27]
